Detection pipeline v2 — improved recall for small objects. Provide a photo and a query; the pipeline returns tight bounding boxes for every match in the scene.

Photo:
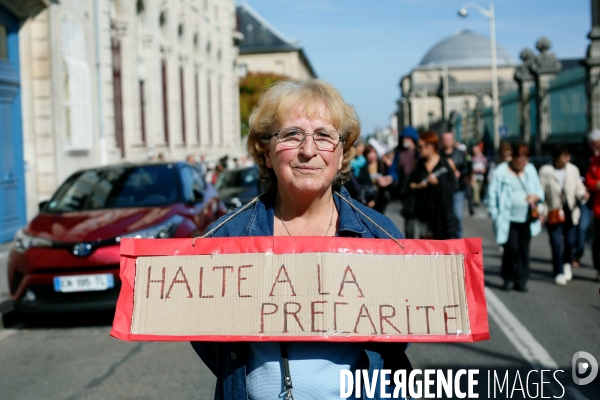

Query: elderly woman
[487,143,544,292]
[192,79,410,400]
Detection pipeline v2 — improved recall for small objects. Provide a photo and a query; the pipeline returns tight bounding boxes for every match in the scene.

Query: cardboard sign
[111,237,489,343]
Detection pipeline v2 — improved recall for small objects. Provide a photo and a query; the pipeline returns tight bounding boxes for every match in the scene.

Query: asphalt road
[0,202,599,399]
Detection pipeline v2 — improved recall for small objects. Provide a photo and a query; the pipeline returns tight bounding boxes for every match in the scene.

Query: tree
[239,72,288,136]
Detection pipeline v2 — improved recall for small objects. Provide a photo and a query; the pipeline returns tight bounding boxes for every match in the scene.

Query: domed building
[397,30,518,140]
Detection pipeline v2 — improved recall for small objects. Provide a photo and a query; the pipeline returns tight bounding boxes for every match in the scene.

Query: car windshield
[45,165,180,212]
[215,167,258,189]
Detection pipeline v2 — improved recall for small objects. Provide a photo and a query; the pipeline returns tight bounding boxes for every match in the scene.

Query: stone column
[529,37,561,154]
[462,100,471,142]
[585,0,600,132]
[514,48,535,144]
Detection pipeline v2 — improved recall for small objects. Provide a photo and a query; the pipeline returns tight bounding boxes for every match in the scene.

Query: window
[139,80,146,143]
[61,19,94,150]
[162,58,169,144]
[180,166,205,203]
[215,167,258,189]
[46,165,179,212]
[112,35,124,156]
[180,66,186,144]
[0,24,7,59]
[218,76,223,144]
[178,23,184,42]
[207,73,213,143]
[195,71,201,144]
[136,0,145,59]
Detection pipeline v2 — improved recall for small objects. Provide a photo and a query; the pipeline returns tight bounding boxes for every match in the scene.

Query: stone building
[6,0,242,234]
[397,30,518,140]
[235,3,315,79]
[0,0,49,243]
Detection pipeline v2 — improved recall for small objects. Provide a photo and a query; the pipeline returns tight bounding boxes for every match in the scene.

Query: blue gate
[0,5,26,243]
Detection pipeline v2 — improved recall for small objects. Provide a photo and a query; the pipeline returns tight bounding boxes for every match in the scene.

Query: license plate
[53,274,114,293]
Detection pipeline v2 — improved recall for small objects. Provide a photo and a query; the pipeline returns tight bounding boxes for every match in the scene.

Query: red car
[7,162,227,314]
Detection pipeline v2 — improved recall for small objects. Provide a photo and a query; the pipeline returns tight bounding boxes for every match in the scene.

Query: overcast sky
[240,0,591,134]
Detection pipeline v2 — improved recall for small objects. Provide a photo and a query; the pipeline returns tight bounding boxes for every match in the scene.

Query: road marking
[485,287,589,399]
[486,287,558,369]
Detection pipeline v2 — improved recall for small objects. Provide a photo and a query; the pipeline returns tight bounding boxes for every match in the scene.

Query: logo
[72,243,93,257]
[572,351,598,385]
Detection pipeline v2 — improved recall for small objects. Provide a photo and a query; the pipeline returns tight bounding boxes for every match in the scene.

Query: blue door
[0,5,26,243]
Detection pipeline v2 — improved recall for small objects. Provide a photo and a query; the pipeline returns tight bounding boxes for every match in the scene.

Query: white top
[553,167,566,189]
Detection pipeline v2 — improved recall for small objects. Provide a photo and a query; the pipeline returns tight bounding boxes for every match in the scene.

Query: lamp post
[439,64,449,121]
[459,2,499,151]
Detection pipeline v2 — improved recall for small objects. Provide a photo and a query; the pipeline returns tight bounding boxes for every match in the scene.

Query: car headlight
[116,215,184,242]
[13,229,53,254]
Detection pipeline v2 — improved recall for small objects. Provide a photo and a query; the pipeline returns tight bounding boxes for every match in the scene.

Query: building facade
[397,30,517,142]
[12,0,242,233]
[235,3,315,79]
[0,0,49,243]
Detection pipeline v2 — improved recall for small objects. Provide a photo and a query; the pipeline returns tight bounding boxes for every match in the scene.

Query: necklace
[277,198,335,236]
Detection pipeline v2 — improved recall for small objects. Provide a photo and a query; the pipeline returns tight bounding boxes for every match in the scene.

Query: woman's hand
[526,194,540,204]
[427,173,439,185]
[583,191,591,200]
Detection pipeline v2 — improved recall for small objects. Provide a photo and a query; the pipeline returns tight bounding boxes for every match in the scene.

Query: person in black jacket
[441,132,470,238]
[410,131,459,239]
[391,126,420,238]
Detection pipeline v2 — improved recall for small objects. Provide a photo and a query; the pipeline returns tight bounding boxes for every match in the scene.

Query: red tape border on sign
[110,237,489,343]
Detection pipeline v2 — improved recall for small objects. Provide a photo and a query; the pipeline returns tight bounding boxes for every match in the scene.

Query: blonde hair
[246,79,361,188]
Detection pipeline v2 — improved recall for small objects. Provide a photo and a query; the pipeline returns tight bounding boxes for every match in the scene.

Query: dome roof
[419,30,514,68]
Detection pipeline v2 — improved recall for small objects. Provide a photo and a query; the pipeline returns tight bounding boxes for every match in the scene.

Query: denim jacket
[191,186,412,400]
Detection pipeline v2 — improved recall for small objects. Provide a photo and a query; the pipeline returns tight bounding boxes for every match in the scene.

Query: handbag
[516,173,539,222]
[547,208,566,225]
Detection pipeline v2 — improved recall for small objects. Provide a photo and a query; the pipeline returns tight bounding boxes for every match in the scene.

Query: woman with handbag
[487,143,544,292]
[539,145,589,286]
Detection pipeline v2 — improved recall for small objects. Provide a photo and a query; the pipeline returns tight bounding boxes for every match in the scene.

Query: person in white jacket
[539,145,589,286]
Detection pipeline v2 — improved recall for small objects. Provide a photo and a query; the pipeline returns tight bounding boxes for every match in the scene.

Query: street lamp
[438,64,449,121]
[459,2,500,151]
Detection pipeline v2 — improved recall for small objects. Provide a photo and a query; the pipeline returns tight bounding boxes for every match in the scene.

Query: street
[0,203,599,399]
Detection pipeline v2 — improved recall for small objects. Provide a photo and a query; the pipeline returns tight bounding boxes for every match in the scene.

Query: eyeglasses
[262,128,343,151]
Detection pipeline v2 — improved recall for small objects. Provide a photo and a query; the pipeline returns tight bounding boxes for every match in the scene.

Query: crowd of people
[181,78,600,399]
[177,108,600,295]
[344,126,600,291]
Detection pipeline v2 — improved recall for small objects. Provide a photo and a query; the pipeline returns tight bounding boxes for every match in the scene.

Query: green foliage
[239,72,288,136]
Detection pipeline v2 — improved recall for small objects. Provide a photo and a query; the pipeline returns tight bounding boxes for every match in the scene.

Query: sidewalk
[0,242,14,325]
